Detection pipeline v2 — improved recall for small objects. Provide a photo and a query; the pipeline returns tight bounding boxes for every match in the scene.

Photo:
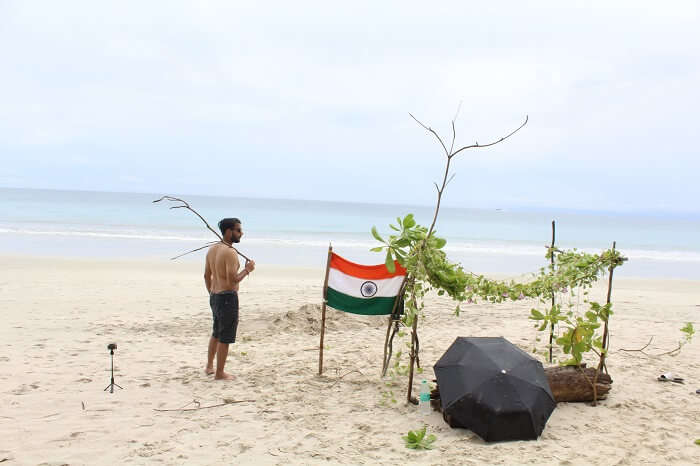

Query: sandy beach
[0,255,698,465]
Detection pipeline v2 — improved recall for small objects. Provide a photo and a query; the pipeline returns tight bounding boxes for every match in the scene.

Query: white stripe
[327,268,404,299]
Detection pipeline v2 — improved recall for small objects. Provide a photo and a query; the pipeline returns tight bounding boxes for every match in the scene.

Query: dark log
[431,366,613,412]
[544,366,612,402]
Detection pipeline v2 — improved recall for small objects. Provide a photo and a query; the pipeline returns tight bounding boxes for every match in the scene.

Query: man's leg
[205,336,218,375]
[215,342,233,380]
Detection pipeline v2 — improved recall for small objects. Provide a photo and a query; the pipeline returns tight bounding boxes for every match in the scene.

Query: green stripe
[326,287,397,315]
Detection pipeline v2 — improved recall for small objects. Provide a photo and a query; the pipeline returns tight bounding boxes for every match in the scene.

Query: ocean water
[1,187,699,279]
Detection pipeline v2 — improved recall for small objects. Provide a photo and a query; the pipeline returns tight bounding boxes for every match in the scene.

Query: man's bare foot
[205,366,215,375]
[215,372,234,380]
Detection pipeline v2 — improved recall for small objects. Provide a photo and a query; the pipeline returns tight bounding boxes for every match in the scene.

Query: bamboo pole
[406,316,419,404]
[381,277,407,376]
[318,244,333,376]
[381,316,393,376]
[593,241,616,406]
[549,220,556,363]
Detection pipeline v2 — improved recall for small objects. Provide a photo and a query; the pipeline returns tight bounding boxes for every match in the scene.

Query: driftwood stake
[381,278,407,376]
[406,316,419,404]
[593,241,616,406]
[549,220,556,363]
[318,244,332,375]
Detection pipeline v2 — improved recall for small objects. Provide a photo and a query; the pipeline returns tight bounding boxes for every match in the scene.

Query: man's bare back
[205,242,241,293]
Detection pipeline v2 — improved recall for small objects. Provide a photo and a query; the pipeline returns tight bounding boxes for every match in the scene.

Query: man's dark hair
[218,217,241,236]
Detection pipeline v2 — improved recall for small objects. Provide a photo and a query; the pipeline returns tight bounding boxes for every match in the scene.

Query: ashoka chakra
[360,281,378,297]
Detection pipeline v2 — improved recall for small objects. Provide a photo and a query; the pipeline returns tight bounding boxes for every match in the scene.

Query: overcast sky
[1,1,698,213]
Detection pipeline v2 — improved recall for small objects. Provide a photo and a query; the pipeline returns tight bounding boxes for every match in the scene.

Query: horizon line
[1,185,698,219]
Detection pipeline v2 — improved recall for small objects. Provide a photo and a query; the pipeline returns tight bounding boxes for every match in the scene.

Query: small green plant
[681,322,695,343]
[695,438,700,446]
[402,425,437,450]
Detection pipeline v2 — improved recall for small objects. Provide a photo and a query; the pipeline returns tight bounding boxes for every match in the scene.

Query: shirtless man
[204,218,255,380]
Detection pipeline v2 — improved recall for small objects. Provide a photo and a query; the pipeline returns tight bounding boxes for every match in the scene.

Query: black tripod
[104,343,123,393]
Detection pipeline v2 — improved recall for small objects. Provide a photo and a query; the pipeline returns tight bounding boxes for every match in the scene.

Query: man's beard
[233,237,240,243]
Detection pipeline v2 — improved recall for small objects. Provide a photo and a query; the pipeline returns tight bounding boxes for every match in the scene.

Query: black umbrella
[434,336,556,442]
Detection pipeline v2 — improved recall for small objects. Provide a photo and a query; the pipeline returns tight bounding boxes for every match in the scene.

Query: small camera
[107,343,117,350]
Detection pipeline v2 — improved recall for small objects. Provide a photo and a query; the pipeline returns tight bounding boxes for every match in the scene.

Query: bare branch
[445,173,456,188]
[153,196,222,240]
[450,115,528,159]
[409,112,450,158]
[619,336,684,357]
[452,100,463,123]
[170,241,219,260]
[154,399,255,412]
[328,369,365,389]
[154,195,252,262]
[652,344,682,357]
[401,108,528,403]
[619,336,654,353]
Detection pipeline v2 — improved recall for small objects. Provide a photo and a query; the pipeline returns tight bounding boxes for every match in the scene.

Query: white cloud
[1,1,699,212]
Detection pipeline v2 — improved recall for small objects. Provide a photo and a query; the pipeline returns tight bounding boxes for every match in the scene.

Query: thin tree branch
[651,344,682,357]
[619,336,683,357]
[154,196,222,240]
[154,399,255,412]
[426,155,452,238]
[153,195,252,262]
[409,113,450,158]
[328,370,365,389]
[450,115,528,158]
[619,336,654,352]
[169,241,219,260]
[403,108,527,404]
[452,100,463,124]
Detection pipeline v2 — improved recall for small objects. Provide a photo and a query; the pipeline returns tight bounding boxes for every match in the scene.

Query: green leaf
[681,322,695,338]
[371,226,384,243]
[695,438,700,445]
[389,224,400,231]
[370,246,384,252]
[395,238,411,248]
[403,214,416,228]
[385,249,396,273]
[530,309,545,320]
[433,237,447,249]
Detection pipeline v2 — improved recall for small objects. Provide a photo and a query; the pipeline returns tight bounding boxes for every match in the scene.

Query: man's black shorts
[210,291,239,344]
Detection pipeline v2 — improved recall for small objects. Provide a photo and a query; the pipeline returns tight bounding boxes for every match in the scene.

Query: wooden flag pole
[318,244,333,375]
[381,277,407,376]
[548,220,556,364]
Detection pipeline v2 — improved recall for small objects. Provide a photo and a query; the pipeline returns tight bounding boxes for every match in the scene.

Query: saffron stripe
[326,287,397,315]
[329,253,406,280]
[327,268,405,298]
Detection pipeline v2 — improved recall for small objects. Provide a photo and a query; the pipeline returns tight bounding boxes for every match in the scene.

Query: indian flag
[326,253,406,316]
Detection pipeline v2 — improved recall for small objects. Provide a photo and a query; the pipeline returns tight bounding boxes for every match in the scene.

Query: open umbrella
[434,336,556,442]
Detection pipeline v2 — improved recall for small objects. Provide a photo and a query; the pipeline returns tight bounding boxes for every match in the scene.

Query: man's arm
[225,252,254,287]
[204,253,213,294]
